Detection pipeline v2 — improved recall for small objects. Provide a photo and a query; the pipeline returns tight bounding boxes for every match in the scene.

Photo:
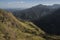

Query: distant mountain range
[7,4,60,20]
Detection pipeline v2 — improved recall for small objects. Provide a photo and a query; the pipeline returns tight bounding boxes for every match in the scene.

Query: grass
[0,9,60,40]
[0,9,45,40]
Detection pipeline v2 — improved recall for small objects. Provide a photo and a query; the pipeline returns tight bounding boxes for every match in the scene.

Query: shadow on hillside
[32,8,60,35]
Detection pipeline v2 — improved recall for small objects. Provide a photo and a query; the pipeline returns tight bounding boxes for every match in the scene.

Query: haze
[0,0,60,8]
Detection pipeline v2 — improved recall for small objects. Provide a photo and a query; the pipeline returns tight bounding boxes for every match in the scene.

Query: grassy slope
[0,9,45,40]
[0,9,60,40]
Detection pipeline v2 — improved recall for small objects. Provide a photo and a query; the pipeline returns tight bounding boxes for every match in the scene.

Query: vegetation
[0,9,45,40]
[0,9,60,40]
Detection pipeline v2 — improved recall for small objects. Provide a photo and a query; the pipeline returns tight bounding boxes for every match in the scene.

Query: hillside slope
[0,9,46,40]
[0,9,60,40]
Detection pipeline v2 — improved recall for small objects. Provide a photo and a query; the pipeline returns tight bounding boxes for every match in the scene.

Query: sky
[0,0,60,8]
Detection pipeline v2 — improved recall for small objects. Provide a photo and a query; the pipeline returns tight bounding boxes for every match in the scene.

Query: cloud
[1,0,60,8]
[7,1,25,4]
[20,1,25,3]
[0,1,40,8]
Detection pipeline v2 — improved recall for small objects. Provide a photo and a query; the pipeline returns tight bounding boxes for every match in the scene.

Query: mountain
[5,8,25,13]
[4,4,60,40]
[9,4,60,35]
[0,9,46,40]
[11,4,60,21]
[11,4,51,20]
[32,8,60,35]
[1,4,60,40]
[52,4,60,9]
[0,9,60,40]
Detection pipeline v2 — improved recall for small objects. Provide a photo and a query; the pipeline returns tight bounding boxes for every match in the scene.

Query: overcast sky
[0,0,60,8]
